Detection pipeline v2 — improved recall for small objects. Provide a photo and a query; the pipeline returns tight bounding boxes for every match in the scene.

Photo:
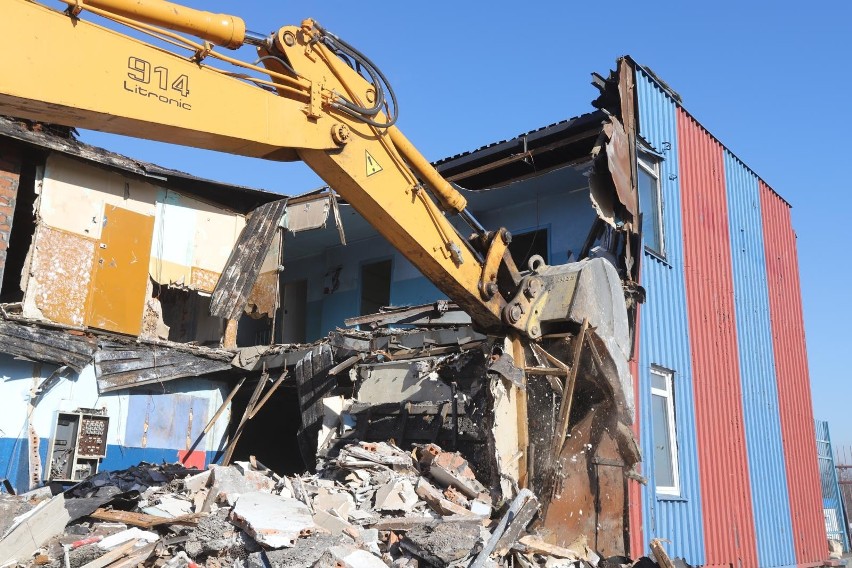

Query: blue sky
[66,1,851,446]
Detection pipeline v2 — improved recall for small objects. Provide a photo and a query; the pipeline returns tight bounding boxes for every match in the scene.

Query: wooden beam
[544,318,589,462]
[221,372,268,465]
[249,370,288,419]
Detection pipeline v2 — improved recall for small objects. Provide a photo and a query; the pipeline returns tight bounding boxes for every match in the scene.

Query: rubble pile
[0,441,628,568]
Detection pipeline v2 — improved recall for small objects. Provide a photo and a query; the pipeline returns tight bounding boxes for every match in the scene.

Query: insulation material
[23,226,95,327]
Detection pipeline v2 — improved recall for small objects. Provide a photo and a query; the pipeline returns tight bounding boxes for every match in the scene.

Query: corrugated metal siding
[724,151,796,567]
[677,108,759,568]
[760,180,827,565]
[816,420,848,550]
[634,69,705,565]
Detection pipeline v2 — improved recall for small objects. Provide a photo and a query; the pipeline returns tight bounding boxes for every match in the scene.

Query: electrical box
[48,409,109,482]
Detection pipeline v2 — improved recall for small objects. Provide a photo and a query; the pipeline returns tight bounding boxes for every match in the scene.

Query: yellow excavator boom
[0,0,594,338]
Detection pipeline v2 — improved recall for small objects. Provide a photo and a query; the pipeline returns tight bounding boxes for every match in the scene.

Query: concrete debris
[400,522,481,567]
[373,479,417,512]
[314,545,388,568]
[230,492,314,549]
[0,438,657,568]
[261,533,352,568]
[204,465,276,507]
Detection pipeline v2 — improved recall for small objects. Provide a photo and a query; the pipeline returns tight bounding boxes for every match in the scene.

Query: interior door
[87,205,154,335]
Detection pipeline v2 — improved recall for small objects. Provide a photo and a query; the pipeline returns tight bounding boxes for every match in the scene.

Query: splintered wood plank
[90,508,200,528]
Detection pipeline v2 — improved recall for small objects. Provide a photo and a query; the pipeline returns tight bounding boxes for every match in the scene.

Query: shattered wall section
[244,230,281,318]
[19,153,250,340]
[149,188,245,293]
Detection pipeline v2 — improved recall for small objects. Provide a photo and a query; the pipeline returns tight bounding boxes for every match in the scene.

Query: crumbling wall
[18,153,248,341]
[286,302,640,556]
[149,188,245,293]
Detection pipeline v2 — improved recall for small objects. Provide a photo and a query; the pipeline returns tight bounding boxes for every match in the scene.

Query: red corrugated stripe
[677,109,758,568]
[629,300,643,557]
[759,180,827,565]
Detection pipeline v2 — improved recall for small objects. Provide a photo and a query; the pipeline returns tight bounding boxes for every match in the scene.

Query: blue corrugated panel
[724,151,796,567]
[816,420,849,550]
[635,69,705,564]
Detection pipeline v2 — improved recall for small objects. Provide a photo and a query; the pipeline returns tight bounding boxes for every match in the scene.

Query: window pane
[652,393,675,487]
[651,370,667,391]
[638,167,662,254]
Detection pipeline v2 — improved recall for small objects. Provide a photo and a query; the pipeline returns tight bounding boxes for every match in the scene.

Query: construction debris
[0,439,658,568]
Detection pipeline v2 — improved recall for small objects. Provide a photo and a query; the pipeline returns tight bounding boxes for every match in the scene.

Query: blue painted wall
[635,68,706,564]
[0,437,48,491]
[724,150,796,567]
[288,167,596,341]
[0,355,228,494]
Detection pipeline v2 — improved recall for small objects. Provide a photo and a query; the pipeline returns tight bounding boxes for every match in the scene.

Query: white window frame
[651,367,680,496]
[638,155,665,258]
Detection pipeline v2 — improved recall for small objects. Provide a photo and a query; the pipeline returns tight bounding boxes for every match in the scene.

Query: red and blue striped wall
[633,65,826,567]
[634,70,706,563]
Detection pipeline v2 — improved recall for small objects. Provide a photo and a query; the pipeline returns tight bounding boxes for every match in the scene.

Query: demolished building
[0,57,829,568]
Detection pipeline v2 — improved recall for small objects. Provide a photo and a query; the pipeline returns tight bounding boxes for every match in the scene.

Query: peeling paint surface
[26,226,95,326]
[190,267,220,293]
[246,271,279,317]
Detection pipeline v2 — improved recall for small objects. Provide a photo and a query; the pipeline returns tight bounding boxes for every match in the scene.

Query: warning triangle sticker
[366,150,383,177]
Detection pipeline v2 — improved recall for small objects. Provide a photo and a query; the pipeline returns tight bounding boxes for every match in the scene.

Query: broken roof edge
[623,55,792,209]
[0,307,234,361]
[434,111,605,180]
[0,116,287,213]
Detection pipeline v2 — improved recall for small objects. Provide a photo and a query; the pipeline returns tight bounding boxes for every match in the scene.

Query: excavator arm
[0,0,594,339]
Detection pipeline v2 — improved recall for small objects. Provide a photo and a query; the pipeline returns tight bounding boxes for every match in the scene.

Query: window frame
[507,226,550,270]
[650,366,681,496]
[638,155,665,258]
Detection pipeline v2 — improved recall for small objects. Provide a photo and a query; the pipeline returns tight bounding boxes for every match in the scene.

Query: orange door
[87,205,154,336]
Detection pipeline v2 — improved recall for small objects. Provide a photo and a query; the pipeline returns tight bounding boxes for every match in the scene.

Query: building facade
[278,60,828,567]
[0,118,328,489]
[0,57,827,567]
[631,63,825,567]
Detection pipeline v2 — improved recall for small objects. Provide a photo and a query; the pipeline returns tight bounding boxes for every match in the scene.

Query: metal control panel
[48,409,109,482]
